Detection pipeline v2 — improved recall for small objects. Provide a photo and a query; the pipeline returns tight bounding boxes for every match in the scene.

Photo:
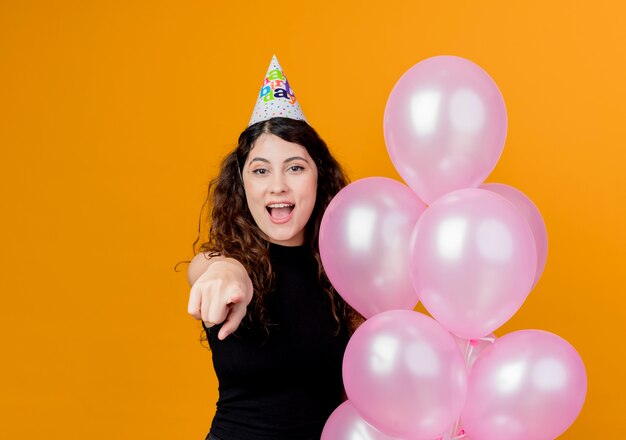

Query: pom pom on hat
[248,55,307,126]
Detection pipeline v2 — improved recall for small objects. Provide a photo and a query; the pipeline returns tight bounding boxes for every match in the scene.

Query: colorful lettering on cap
[248,55,307,126]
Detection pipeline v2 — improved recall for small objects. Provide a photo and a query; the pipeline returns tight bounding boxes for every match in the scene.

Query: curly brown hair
[192,117,363,344]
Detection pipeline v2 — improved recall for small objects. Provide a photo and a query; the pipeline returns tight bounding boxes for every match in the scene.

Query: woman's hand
[187,254,253,340]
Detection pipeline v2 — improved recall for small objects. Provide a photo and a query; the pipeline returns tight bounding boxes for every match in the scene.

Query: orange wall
[1,1,624,438]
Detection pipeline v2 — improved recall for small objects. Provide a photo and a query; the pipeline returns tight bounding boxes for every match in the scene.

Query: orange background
[1,1,624,438]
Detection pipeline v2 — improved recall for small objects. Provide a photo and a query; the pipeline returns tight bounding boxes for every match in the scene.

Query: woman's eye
[288,165,304,172]
[251,168,268,175]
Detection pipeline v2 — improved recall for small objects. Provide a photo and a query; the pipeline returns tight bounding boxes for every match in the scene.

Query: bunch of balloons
[319,56,586,440]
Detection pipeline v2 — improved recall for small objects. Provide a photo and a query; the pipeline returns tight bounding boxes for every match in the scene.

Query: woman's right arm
[187,253,253,340]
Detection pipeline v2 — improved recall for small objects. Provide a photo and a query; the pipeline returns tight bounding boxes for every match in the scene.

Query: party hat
[248,55,307,126]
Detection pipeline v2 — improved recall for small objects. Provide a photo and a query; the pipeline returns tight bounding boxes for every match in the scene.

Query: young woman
[187,114,363,439]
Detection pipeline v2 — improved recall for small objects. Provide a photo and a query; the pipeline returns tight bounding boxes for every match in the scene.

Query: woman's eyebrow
[284,156,309,164]
[248,156,310,165]
[248,157,270,165]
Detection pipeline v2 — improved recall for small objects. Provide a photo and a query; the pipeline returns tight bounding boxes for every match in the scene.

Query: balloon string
[442,342,473,440]
[452,422,464,439]
[449,338,495,440]
[437,427,467,440]
[445,338,495,440]
[465,339,475,368]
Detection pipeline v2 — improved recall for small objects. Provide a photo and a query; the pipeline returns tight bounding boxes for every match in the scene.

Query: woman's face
[242,133,318,246]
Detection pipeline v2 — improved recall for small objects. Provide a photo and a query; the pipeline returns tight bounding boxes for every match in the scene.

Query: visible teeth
[267,203,294,208]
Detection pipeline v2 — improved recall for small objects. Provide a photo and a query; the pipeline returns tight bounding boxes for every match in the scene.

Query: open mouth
[266,203,295,220]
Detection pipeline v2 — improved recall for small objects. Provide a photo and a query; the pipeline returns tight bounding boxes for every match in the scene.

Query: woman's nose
[269,173,288,193]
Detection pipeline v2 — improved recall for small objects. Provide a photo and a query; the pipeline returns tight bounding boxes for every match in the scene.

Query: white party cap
[248,55,307,126]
